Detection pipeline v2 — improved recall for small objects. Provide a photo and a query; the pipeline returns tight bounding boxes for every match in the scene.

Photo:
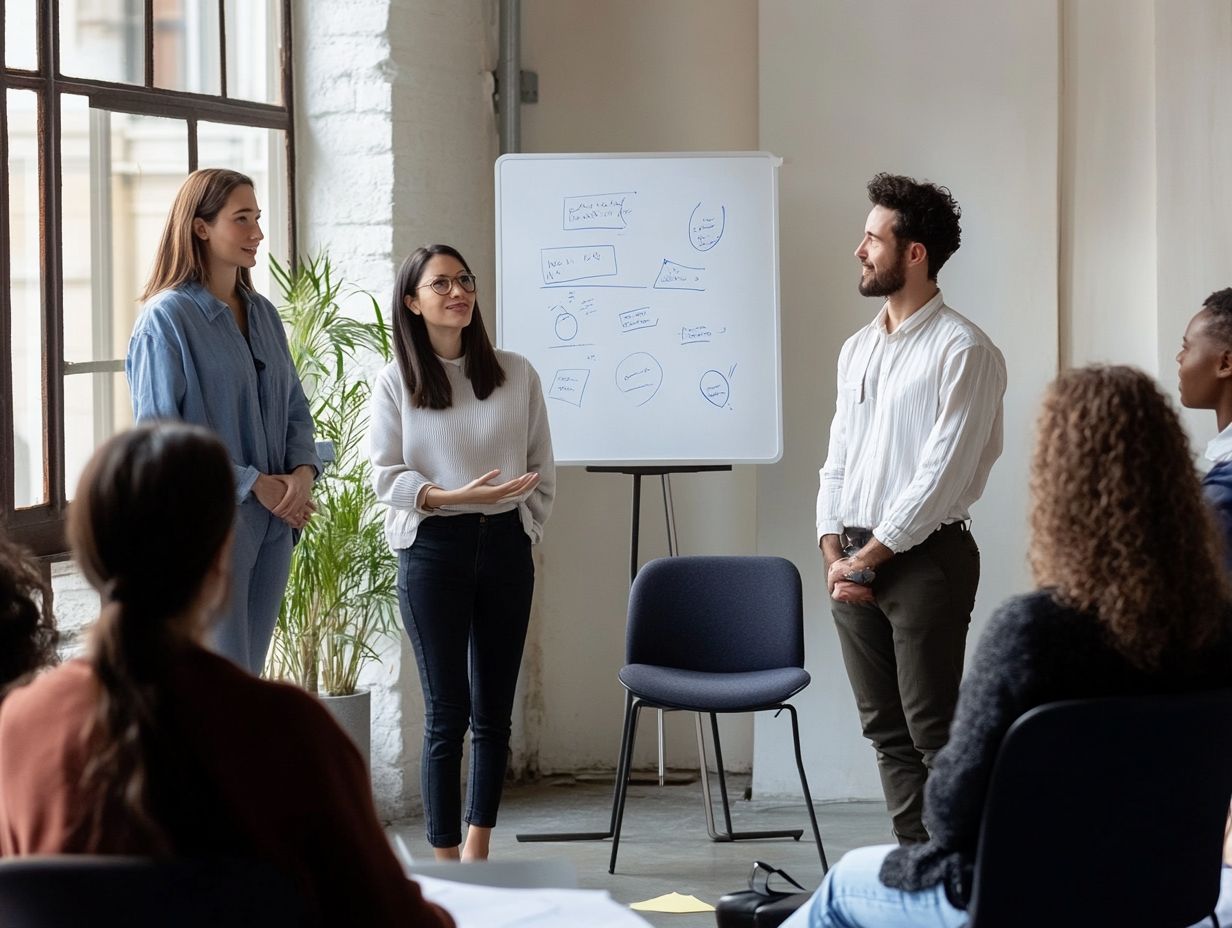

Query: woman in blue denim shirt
[126,169,320,674]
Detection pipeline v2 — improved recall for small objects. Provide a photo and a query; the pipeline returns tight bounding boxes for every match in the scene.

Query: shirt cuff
[234,465,260,503]
[872,522,917,554]
[817,519,844,544]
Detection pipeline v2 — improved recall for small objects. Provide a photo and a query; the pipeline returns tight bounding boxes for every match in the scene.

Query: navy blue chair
[967,692,1232,928]
[0,856,307,927]
[607,555,827,874]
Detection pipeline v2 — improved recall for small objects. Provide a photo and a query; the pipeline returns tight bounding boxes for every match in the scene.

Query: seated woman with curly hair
[784,365,1232,928]
[0,534,58,695]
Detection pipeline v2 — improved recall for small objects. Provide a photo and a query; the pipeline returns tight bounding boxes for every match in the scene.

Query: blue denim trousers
[780,845,966,928]
[396,509,534,848]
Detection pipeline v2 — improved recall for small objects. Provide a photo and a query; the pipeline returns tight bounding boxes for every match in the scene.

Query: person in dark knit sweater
[784,365,1232,928]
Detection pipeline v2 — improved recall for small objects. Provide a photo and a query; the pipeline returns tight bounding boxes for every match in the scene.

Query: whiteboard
[495,152,782,466]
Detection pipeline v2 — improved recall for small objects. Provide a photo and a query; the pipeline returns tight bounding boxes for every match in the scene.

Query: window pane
[59,0,144,84]
[8,89,45,508]
[64,370,133,500]
[223,0,281,104]
[198,121,288,296]
[64,104,188,365]
[4,0,38,70]
[153,0,221,95]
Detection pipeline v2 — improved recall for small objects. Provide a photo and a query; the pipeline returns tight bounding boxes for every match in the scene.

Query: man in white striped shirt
[817,174,1006,845]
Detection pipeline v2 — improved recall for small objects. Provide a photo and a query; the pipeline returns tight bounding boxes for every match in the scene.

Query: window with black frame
[1,0,295,557]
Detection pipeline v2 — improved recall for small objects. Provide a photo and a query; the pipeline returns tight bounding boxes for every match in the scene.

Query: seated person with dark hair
[0,533,58,696]
[0,423,453,927]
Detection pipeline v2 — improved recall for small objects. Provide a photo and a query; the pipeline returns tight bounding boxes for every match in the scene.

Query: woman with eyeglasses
[369,244,555,861]
[126,168,320,675]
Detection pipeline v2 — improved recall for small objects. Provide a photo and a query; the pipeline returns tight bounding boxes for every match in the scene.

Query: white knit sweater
[369,350,555,550]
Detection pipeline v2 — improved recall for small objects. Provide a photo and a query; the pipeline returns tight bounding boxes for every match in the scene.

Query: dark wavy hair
[391,244,505,409]
[866,173,962,280]
[1029,365,1228,669]
[68,422,236,852]
[0,534,58,695]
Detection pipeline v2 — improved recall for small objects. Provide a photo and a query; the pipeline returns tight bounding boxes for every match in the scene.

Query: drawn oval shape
[555,312,579,341]
[689,201,726,252]
[700,369,730,408]
[615,352,663,407]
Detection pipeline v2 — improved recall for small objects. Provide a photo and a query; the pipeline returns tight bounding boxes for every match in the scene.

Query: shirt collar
[183,280,250,322]
[872,289,945,338]
[1205,422,1232,464]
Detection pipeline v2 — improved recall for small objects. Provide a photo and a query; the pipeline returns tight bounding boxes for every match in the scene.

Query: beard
[858,251,908,297]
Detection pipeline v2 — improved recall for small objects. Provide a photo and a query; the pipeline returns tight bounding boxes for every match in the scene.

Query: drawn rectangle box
[618,307,656,333]
[548,369,590,407]
[541,245,618,285]
[562,192,634,231]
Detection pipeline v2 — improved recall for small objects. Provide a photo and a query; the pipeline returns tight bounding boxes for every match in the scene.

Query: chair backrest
[0,855,307,928]
[625,556,804,673]
[966,691,1232,928]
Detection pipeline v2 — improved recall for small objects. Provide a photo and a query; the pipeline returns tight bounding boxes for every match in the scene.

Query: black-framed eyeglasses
[415,273,478,295]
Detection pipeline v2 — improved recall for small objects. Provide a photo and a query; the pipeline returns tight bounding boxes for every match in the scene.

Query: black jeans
[396,509,534,848]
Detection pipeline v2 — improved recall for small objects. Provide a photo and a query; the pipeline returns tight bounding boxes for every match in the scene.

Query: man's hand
[831,580,876,604]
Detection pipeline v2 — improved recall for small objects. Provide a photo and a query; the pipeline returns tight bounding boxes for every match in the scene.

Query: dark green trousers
[830,522,980,844]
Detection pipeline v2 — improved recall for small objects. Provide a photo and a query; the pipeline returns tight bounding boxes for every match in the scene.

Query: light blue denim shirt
[126,281,321,503]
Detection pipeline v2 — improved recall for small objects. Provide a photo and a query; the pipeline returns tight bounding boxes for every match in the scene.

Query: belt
[842,521,968,552]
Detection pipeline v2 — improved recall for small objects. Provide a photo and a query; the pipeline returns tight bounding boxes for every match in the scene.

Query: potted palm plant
[265,254,398,765]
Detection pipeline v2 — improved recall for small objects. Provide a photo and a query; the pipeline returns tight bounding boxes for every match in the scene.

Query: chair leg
[697,709,804,844]
[516,690,635,843]
[786,703,828,874]
[609,694,643,874]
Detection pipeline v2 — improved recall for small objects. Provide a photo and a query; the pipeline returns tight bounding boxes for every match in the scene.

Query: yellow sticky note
[629,891,715,913]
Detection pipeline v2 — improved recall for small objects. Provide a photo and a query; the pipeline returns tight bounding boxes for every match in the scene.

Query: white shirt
[369,349,555,550]
[1206,423,1232,465]
[816,290,1007,553]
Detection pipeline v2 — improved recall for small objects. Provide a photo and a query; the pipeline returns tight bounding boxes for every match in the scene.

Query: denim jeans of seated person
[779,845,966,928]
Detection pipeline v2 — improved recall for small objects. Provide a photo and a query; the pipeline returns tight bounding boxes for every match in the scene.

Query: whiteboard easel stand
[515,464,732,846]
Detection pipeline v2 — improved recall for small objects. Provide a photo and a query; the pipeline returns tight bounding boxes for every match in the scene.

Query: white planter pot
[320,688,371,769]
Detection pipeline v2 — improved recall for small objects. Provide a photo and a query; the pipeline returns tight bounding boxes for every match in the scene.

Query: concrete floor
[389,772,891,928]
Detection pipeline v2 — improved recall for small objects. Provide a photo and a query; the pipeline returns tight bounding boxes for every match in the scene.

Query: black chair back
[625,555,803,673]
[0,856,307,928]
[967,692,1232,928]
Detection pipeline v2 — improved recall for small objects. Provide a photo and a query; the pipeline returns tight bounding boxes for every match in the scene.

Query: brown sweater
[0,645,453,928]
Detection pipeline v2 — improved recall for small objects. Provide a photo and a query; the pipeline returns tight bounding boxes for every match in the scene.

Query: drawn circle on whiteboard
[615,352,663,407]
[689,202,726,252]
[700,369,730,408]
[555,312,579,341]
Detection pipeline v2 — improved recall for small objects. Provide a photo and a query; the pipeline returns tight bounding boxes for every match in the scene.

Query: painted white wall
[755,0,1058,799]
[518,0,761,774]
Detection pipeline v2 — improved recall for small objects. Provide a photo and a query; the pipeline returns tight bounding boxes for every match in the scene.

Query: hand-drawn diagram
[541,245,618,285]
[680,324,726,345]
[554,312,579,341]
[689,202,725,251]
[563,192,635,230]
[700,368,731,408]
[549,369,590,407]
[615,352,663,406]
[618,307,657,333]
[653,259,706,291]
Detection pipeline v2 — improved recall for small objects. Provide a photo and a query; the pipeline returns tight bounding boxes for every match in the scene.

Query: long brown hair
[0,533,58,695]
[1029,365,1228,668]
[139,168,255,301]
[391,244,506,409]
[67,423,235,852]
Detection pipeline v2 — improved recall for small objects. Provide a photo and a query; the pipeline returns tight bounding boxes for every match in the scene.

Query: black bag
[715,860,811,928]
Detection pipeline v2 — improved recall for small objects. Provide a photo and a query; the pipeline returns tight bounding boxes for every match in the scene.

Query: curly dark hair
[1029,365,1228,668]
[866,173,962,280]
[0,533,59,694]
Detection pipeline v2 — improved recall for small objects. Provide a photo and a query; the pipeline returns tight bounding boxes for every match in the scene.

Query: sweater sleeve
[879,595,1042,907]
[523,362,555,543]
[369,366,435,514]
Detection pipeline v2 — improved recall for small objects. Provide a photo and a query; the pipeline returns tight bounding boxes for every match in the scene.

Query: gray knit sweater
[879,590,1232,909]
